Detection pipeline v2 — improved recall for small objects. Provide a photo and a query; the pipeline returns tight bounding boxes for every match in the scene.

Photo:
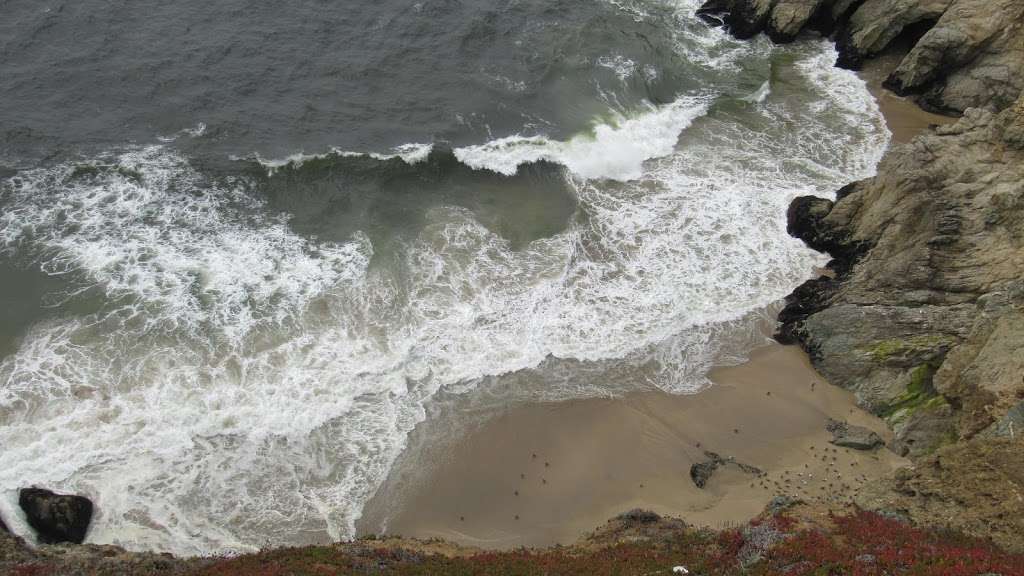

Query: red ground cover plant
[758,510,1024,576]
[191,511,1024,575]
[11,511,1022,575]
[189,512,1024,576]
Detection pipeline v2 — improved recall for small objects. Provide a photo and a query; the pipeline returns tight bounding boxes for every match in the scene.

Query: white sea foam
[744,80,772,104]
[0,32,888,558]
[454,96,709,180]
[157,122,208,143]
[250,142,434,173]
[597,55,639,81]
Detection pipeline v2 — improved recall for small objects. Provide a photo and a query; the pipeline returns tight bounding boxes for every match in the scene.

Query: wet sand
[353,50,941,551]
[359,343,906,548]
[860,50,957,144]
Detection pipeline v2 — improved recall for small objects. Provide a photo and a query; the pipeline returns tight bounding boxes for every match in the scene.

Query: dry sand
[860,50,957,144]
[355,52,940,550]
[360,344,906,548]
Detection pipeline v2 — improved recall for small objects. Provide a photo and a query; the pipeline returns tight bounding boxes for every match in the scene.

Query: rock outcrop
[882,0,1024,113]
[779,97,1024,457]
[857,437,1024,552]
[696,0,1024,113]
[779,95,1024,546]
[19,488,94,545]
[826,418,885,449]
[689,451,764,488]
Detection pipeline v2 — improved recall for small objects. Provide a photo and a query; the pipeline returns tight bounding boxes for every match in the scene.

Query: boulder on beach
[690,451,763,488]
[826,419,885,450]
[18,488,94,545]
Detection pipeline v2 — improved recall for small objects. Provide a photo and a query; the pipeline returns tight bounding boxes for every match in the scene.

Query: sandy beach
[353,67,942,550]
[860,49,956,144]
[358,343,906,548]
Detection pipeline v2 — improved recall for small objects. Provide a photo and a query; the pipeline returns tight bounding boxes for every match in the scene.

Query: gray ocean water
[0,0,888,555]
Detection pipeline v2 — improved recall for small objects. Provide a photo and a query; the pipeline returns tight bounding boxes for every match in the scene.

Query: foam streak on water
[0,28,888,557]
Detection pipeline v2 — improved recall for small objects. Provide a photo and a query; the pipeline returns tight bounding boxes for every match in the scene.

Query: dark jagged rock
[775,276,839,345]
[0,514,7,533]
[774,190,872,344]
[690,459,720,489]
[18,488,94,545]
[696,0,773,39]
[695,0,1023,113]
[826,418,884,449]
[786,185,870,263]
[697,0,846,43]
[690,451,763,488]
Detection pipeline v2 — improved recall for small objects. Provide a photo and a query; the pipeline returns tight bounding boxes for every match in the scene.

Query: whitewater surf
[0,0,888,555]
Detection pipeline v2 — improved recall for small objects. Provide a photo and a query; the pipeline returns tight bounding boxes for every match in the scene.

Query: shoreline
[6,0,1023,569]
[358,342,906,549]
[0,46,939,558]
[352,58,937,551]
[859,49,956,145]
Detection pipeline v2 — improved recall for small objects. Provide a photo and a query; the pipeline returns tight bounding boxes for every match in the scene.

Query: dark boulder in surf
[18,488,93,545]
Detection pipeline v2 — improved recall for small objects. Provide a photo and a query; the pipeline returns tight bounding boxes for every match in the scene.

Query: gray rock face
[856,437,1024,553]
[826,418,884,449]
[884,0,1024,113]
[842,0,953,60]
[781,97,1024,459]
[983,401,1024,438]
[781,96,1024,548]
[696,0,1024,113]
[19,488,94,545]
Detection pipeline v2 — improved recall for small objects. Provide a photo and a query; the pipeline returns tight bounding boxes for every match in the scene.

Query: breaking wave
[0,14,888,558]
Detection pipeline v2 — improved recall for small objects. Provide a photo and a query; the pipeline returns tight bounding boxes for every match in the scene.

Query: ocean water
[0,0,888,555]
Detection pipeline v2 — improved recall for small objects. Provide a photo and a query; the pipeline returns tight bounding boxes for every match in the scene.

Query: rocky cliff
[697,0,1024,113]
[721,0,1024,552]
[778,97,1024,549]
